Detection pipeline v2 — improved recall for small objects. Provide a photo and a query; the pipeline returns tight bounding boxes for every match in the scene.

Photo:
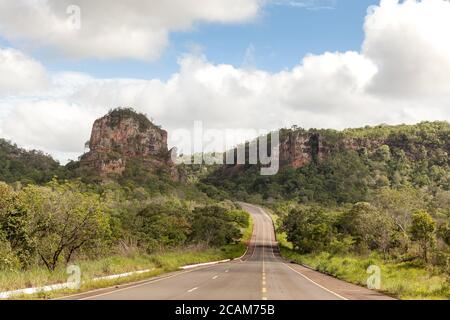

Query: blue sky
[1,0,379,80]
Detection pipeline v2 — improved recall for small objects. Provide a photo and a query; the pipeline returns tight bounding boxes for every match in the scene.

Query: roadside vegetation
[204,121,449,300]
[268,197,449,300]
[1,120,448,300]
[0,178,252,296]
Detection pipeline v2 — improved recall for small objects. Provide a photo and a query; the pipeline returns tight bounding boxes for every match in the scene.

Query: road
[64,203,393,300]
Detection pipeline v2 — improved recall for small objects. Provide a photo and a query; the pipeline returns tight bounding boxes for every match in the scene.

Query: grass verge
[269,210,449,300]
[2,212,254,300]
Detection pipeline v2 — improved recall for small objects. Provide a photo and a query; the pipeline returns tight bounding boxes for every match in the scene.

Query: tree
[189,206,241,247]
[134,204,190,252]
[373,187,426,239]
[0,182,35,267]
[18,181,111,270]
[282,207,334,254]
[320,151,370,203]
[410,211,436,263]
[339,202,396,255]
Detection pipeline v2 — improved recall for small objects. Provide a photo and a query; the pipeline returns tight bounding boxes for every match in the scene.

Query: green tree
[410,211,436,263]
[282,207,334,254]
[18,181,111,270]
[339,202,396,255]
[134,204,190,252]
[189,206,241,247]
[0,182,35,267]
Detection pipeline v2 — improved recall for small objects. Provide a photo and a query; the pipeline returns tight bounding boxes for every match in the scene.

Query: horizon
[3,113,448,165]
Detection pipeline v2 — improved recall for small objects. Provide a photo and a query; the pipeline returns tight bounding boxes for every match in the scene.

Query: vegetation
[0,174,250,292]
[204,121,450,204]
[200,121,449,299]
[0,120,448,300]
[0,139,61,184]
[106,107,157,132]
[282,250,449,300]
[267,195,449,299]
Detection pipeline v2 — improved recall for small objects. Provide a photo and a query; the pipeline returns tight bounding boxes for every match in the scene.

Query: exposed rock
[278,131,389,169]
[279,131,314,169]
[80,108,178,180]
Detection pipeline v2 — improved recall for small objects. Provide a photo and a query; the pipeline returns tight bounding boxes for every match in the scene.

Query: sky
[0,0,449,163]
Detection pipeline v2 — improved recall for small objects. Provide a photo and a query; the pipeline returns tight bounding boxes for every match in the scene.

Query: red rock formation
[279,132,313,169]
[80,108,178,180]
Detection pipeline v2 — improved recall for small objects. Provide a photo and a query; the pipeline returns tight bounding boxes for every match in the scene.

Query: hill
[203,121,450,204]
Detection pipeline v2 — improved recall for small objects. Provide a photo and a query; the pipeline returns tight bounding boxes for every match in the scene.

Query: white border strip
[179,259,230,270]
[0,268,153,299]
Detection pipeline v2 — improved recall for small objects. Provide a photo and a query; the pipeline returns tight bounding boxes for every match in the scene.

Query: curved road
[64,203,392,300]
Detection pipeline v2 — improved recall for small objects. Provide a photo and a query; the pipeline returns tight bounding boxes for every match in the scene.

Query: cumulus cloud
[0,47,48,95]
[0,0,450,163]
[364,0,450,98]
[0,0,261,60]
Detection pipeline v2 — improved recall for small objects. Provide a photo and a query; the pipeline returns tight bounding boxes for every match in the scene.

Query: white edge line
[284,263,349,300]
[75,261,232,300]
[253,203,348,301]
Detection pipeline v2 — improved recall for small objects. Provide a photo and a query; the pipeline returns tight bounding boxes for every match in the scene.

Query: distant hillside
[0,139,61,184]
[203,121,450,203]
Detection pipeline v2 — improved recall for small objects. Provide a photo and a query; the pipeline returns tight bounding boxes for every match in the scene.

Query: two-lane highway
[63,203,393,300]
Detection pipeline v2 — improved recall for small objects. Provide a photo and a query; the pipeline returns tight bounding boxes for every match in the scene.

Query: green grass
[269,210,449,300]
[268,210,292,249]
[1,213,254,299]
[281,249,449,300]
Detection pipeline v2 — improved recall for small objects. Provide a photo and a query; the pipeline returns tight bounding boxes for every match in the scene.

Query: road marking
[283,264,348,300]
[187,287,199,293]
[257,205,348,300]
[73,262,230,300]
[262,214,268,300]
[257,204,347,301]
[212,275,219,280]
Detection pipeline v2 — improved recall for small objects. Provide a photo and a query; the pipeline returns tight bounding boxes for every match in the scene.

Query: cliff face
[279,132,387,169]
[80,108,177,179]
[279,132,314,168]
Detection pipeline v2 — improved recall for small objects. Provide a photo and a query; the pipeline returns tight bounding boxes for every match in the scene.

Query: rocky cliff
[80,108,178,180]
[278,131,386,169]
[223,122,449,173]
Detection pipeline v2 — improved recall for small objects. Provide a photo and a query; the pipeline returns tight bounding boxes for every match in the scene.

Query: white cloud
[364,0,450,98]
[0,47,48,95]
[0,0,261,60]
[1,0,450,164]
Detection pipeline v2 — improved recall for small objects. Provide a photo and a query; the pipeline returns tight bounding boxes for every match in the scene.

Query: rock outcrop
[278,130,389,169]
[80,108,177,180]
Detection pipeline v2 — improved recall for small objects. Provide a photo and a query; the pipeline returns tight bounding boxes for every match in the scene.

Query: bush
[189,206,242,247]
[282,206,335,254]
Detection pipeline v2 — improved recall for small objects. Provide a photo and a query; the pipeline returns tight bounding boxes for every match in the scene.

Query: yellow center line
[261,215,267,300]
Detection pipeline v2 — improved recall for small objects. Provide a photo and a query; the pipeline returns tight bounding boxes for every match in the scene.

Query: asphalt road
[65,203,393,300]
